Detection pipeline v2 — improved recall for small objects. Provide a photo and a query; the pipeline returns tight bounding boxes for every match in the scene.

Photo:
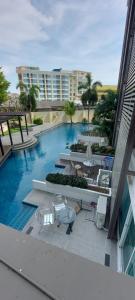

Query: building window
[23,79,30,84]
[39,74,44,79]
[31,73,37,78]
[31,79,38,84]
[119,181,131,237]
[123,217,135,272]
[126,251,135,277]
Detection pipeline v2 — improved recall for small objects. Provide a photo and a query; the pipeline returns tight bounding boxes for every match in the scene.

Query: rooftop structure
[0,112,29,164]
[96,85,117,100]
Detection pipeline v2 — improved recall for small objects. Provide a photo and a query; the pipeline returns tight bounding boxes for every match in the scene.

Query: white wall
[32,179,111,203]
[78,134,108,146]
[31,109,94,124]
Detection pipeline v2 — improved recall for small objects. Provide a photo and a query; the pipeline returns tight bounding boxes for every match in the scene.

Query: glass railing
[119,181,131,237]
[123,217,135,272]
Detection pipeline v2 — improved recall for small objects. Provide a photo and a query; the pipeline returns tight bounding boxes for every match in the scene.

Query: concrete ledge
[0,224,134,300]
[32,179,111,201]
[78,134,108,146]
[12,136,38,151]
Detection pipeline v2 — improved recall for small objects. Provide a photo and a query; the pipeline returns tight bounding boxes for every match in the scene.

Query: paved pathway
[1,122,63,146]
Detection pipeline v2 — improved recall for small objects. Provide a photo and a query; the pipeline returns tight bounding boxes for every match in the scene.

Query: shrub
[82,118,88,124]
[91,143,115,156]
[10,121,19,128]
[33,117,43,125]
[70,143,87,153]
[46,173,88,189]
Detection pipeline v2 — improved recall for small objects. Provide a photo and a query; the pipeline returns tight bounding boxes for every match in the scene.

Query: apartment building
[108,0,135,277]
[16,67,89,103]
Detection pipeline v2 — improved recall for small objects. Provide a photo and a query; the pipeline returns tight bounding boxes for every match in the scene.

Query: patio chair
[36,208,54,233]
[53,202,66,220]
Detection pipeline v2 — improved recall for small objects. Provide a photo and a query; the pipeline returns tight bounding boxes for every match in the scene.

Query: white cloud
[0,0,127,90]
[0,0,54,50]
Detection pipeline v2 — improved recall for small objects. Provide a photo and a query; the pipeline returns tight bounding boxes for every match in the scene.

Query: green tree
[92,90,117,145]
[19,91,28,110]
[16,81,28,111]
[64,101,76,124]
[79,73,102,121]
[0,67,10,105]
[17,82,40,123]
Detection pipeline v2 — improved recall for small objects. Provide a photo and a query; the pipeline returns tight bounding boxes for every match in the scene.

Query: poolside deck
[60,158,102,180]
[23,189,117,270]
[0,145,11,166]
[1,122,63,147]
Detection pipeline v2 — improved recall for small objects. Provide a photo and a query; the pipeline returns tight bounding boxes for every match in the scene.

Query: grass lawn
[3,125,33,135]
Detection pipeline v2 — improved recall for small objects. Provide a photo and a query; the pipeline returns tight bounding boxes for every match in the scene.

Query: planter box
[32,179,111,204]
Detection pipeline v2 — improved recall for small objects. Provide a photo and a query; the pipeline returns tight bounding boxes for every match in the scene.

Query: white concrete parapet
[32,179,111,203]
[78,134,108,146]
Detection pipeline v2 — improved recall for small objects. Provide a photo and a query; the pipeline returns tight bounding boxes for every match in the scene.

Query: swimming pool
[0,123,88,230]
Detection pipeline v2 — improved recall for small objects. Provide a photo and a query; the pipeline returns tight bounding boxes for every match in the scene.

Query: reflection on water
[0,123,88,226]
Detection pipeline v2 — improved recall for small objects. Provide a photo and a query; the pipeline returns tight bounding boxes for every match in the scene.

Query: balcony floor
[23,190,116,267]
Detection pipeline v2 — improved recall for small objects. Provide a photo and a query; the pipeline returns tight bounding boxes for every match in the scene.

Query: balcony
[0,224,134,300]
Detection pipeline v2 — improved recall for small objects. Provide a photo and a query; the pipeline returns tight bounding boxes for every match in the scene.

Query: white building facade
[16,66,90,103]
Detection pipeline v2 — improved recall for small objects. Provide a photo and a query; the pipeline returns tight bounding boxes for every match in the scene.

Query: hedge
[46,173,88,189]
[70,143,87,153]
[91,143,115,155]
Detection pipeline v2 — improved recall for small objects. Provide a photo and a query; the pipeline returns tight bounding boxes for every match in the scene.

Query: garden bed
[70,143,87,153]
[46,173,88,189]
[46,173,111,196]
[87,185,110,195]
[91,143,115,156]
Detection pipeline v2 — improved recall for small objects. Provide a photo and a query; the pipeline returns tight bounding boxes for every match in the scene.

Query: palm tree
[16,81,27,92]
[16,81,28,110]
[19,91,28,110]
[16,82,40,123]
[28,85,40,123]
[79,73,102,121]
[64,101,76,124]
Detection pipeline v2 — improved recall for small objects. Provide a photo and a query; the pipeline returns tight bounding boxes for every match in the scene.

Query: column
[25,115,29,136]
[0,135,4,156]
[7,120,13,146]
[18,116,24,143]
[0,124,4,136]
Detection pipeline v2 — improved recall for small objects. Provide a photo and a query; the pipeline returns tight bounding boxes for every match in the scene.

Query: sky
[0,0,127,92]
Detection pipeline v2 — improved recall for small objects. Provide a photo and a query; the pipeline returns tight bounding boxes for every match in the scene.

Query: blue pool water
[0,123,88,230]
